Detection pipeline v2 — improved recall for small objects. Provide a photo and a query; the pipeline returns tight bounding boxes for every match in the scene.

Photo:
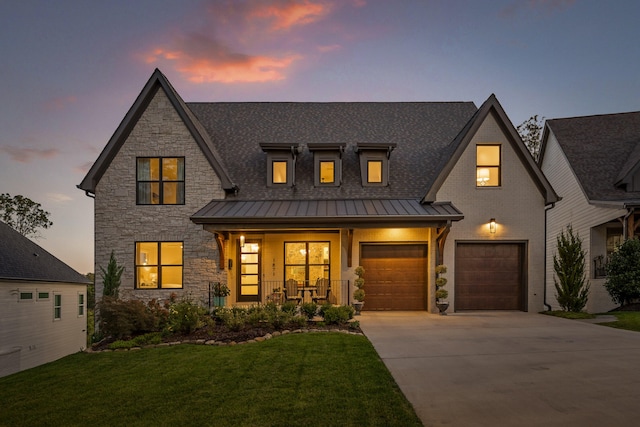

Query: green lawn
[599,311,640,332]
[0,333,422,427]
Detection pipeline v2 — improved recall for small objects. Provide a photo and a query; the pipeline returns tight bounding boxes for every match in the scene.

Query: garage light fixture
[489,218,496,234]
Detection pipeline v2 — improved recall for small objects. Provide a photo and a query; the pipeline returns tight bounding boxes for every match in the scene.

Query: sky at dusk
[1,0,639,275]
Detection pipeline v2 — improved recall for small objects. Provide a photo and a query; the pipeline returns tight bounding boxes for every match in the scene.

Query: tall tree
[0,193,53,238]
[553,225,590,312]
[517,115,545,161]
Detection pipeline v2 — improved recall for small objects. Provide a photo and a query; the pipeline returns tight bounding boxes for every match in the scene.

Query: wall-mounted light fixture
[239,235,245,247]
[489,218,496,234]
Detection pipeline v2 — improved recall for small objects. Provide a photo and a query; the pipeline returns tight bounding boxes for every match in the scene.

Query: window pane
[161,242,183,265]
[162,182,184,204]
[161,266,183,288]
[477,145,500,165]
[309,265,329,282]
[241,253,259,264]
[368,160,382,183]
[285,266,306,283]
[242,264,259,274]
[20,292,33,300]
[137,182,160,204]
[309,242,329,264]
[137,242,158,265]
[273,161,287,183]
[38,292,49,299]
[137,266,158,288]
[320,161,335,183]
[162,158,182,180]
[285,243,307,264]
[137,158,160,180]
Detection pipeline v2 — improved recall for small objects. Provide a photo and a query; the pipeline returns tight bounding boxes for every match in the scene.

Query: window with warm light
[137,157,185,204]
[367,160,383,183]
[136,241,183,289]
[238,241,260,302]
[272,161,288,184]
[476,145,500,187]
[319,161,335,184]
[284,242,330,284]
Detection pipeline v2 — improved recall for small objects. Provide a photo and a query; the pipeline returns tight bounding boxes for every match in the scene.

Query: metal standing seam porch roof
[190,199,463,230]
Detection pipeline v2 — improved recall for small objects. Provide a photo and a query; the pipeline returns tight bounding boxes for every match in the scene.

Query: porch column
[436,221,451,266]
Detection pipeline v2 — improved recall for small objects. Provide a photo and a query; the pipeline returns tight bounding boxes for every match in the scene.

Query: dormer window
[260,143,300,187]
[476,145,501,187]
[309,142,345,187]
[356,143,396,186]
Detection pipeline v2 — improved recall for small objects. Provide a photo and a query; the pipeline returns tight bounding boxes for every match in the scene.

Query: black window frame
[136,157,185,205]
[135,241,184,289]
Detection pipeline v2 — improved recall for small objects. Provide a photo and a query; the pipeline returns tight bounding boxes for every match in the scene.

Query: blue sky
[1,0,639,274]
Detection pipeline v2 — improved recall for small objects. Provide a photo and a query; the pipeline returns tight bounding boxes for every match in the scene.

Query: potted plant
[212,282,230,307]
[435,264,449,315]
[353,265,365,315]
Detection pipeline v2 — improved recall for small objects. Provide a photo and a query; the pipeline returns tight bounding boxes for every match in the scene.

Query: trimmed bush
[553,226,589,312]
[321,305,354,325]
[606,237,640,306]
[98,297,168,339]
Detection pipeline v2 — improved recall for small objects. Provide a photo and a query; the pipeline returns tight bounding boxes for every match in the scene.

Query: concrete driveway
[359,311,640,427]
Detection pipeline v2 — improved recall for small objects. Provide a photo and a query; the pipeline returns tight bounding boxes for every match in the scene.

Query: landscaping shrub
[606,237,640,306]
[168,297,208,334]
[268,310,292,329]
[108,332,163,350]
[289,315,309,328]
[98,297,167,339]
[301,302,318,319]
[321,305,354,325]
[281,301,298,315]
[553,225,589,312]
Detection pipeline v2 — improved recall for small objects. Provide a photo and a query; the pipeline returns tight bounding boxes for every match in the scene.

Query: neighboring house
[540,111,640,313]
[78,69,557,314]
[0,221,89,378]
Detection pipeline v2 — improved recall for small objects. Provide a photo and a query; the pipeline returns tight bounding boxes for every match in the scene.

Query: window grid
[136,157,185,205]
[135,241,184,289]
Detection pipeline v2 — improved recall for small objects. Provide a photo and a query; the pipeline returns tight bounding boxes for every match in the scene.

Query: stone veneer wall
[94,88,226,305]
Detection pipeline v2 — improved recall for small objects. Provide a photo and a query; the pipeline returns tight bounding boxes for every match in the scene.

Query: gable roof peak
[77,69,236,195]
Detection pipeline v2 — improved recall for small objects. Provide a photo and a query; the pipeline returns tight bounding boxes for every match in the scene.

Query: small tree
[99,251,124,299]
[517,115,545,161]
[435,265,448,301]
[553,226,589,312]
[0,193,53,238]
[605,237,640,307]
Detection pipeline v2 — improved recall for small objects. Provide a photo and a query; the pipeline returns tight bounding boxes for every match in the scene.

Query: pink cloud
[45,95,77,111]
[0,146,59,163]
[317,44,341,53]
[251,0,332,31]
[75,161,94,174]
[144,32,301,83]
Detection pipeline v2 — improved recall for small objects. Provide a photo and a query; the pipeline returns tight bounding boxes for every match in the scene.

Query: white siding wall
[436,112,547,312]
[94,89,226,304]
[541,132,621,312]
[0,281,87,378]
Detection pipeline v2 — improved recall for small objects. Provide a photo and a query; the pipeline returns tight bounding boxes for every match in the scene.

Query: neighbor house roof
[541,111,640,203]
[0,221,89,284]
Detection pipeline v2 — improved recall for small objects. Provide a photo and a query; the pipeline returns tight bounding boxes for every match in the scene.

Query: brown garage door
[455,242,525,310]
[360,244,427,310]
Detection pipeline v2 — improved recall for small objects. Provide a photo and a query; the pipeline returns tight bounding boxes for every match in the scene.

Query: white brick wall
[436,112,547,312]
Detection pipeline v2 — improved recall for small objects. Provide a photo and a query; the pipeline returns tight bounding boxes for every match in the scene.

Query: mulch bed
[611,303,640,312]
[91,321,362,351]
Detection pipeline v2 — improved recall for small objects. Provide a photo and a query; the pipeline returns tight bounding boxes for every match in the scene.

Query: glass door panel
[238,240,260,302]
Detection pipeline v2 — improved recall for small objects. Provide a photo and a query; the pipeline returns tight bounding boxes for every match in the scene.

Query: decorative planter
[353,301,364,315]
[436,301,449,315]
[213,296,227,307]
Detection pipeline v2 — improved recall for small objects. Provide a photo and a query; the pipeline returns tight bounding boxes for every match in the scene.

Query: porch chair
[284,279,302,304]
[312,278,331,305]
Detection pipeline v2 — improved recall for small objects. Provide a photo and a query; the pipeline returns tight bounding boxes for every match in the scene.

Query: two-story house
[79,69,557,313]
[540,111,640,313]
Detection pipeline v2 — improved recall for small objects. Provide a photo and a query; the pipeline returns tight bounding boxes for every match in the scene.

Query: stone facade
[94,88,226,304]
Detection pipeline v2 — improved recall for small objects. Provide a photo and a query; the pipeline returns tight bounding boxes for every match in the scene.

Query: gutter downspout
[543,203,555,311]
[623,207,634,240]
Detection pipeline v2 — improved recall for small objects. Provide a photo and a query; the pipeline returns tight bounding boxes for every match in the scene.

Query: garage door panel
[361,244,427,311]
[456,243,525,311]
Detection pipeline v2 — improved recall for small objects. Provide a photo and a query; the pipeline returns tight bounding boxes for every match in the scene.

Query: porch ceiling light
[489,218,496,234]
[240,235,245,247]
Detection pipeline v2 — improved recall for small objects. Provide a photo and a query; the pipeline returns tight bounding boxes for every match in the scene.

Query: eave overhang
[191,199,463,230]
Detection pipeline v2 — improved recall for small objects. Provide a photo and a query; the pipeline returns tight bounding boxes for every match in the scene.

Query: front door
[238,240,261,302]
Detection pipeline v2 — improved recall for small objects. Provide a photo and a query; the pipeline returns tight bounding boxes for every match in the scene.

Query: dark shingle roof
[186,102,478,200]
[546,111,640,202]
[0,221,89,284]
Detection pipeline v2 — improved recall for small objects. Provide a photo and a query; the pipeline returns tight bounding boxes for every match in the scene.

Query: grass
[598,311,640,332]
[0,333,422,427]
[541,310,596,320]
